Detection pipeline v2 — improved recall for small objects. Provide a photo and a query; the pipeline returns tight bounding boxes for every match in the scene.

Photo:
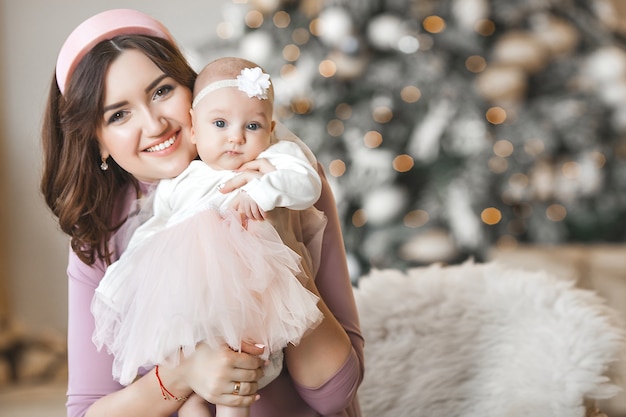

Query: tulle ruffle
[92,208,323,385]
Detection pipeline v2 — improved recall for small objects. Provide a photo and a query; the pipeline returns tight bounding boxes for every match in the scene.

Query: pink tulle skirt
[91,208,323,386]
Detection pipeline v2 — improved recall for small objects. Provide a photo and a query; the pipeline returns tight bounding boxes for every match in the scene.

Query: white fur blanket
[354,261,625,417]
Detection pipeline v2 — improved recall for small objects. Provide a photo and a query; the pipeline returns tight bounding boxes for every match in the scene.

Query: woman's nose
[142,108,168,136]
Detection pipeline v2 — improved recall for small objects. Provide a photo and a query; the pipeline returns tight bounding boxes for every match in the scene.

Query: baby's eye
[247,123,259,131]
[214,120,226,128]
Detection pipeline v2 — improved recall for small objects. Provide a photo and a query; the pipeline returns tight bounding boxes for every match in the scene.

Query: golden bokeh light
[400,85,421,103]
[352,209,367,227]
[319,59,337,77]
[475,19,496,36]
[481,207,502,225]
[546,204,567,221]
[404,210,429,228]
[508,172,529,188]
[372,106,393,123]
[493,139,514,157]
[273,10,291,28]
[465,55,487,73]
[292,27,311,45]
[282,44,301,62]
[423,16,446,33]
[335,103,352,120]
[562,161,580,179]
[485,106,507,124]
[309,18,320,36]
[591,151,607,167]
[280,63,297,77]
[327,119,345,137]
[328,159,346,177]
[488,156,508,173]
[363,130,383,148]
[393,154,414,172]
[290,97,312,114]
[245,10,264,28]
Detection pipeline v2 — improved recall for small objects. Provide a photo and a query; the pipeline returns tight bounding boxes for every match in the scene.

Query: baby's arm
[239,140,322,211]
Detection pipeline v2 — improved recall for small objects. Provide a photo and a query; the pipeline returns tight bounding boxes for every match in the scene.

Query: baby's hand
[237,158,276,175]
[218,159,276,194]
[218,171,262,194]
[232,191,265,221]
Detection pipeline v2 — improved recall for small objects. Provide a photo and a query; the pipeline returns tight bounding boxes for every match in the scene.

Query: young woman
[41,8,363,417]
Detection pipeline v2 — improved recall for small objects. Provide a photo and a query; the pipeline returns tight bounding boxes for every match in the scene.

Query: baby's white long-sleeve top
[128,139,322,246]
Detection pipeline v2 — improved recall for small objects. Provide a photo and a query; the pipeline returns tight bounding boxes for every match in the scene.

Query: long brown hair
[41,35,196,265]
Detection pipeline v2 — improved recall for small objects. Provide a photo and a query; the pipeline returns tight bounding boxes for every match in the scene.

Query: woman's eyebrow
[145,74,169,93]
[103,75,170,112]
[103,100,127,113]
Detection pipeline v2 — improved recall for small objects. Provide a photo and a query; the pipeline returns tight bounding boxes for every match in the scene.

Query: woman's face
[97,49,197,182]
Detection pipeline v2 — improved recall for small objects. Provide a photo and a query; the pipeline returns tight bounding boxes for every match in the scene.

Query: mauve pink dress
[65,166,364,417]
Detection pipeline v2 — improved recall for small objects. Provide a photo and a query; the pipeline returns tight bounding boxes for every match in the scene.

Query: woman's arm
[67,251,186,417]
[286,164,364,377]
[264,165,365,413]
[67,248,265,417]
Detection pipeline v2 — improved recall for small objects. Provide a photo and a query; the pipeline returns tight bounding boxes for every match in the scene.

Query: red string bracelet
[155,365,189,402]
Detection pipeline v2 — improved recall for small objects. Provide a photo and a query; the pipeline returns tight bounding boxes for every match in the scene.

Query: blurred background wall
[1,0,626,379]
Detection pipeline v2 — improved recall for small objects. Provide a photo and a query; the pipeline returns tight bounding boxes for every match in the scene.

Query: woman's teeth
[146,137,176,152]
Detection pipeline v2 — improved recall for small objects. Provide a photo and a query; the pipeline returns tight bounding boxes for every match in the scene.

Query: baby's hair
[194,57,275,103]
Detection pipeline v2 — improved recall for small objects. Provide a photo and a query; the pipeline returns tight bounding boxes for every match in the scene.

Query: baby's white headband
[192,67,271,109]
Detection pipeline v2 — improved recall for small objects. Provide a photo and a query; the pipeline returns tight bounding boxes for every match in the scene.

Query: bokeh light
[363,130,383,148]
[486,107,507,124]
[400,86,421,103]
[393,154,414,172]
[328,159,346,177]
[546,204,567,221]
[423,16,446,33]
[245,10,264,28]
[481,207,502,225]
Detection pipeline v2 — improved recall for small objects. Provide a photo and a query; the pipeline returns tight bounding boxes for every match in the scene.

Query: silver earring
[100,156,109,171]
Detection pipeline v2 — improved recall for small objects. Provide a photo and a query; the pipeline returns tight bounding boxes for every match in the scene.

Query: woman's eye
[214,120,226,128]
[153,84,173,100]
[107,111,127,124]
[247,123,259,131]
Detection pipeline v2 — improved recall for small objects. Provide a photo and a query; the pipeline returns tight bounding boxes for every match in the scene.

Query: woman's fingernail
[254,343,265,349]
[217,183,225,190]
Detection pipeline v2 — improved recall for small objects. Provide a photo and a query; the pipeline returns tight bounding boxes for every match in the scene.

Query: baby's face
[191,87,274,171]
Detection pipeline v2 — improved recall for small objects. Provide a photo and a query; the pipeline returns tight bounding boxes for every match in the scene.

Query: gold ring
[232,381,241,395]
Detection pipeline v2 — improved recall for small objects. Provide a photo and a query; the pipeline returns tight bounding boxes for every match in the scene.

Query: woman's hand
[177,342,266,408]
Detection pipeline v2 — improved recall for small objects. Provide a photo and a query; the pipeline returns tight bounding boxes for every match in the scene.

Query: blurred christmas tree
[193,0,626,280]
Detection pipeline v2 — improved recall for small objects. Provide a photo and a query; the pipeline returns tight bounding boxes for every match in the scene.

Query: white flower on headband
[237,67,271,100]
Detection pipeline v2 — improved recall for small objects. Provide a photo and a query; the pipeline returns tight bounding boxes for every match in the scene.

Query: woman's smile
[144,134,178,153]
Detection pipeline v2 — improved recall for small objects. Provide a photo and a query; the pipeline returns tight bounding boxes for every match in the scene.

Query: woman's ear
[190,108,197,144]
[270,120,276,133]
[99,147,110,161]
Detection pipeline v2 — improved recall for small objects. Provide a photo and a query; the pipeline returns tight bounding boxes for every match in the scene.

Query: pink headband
[56,9,174,94]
